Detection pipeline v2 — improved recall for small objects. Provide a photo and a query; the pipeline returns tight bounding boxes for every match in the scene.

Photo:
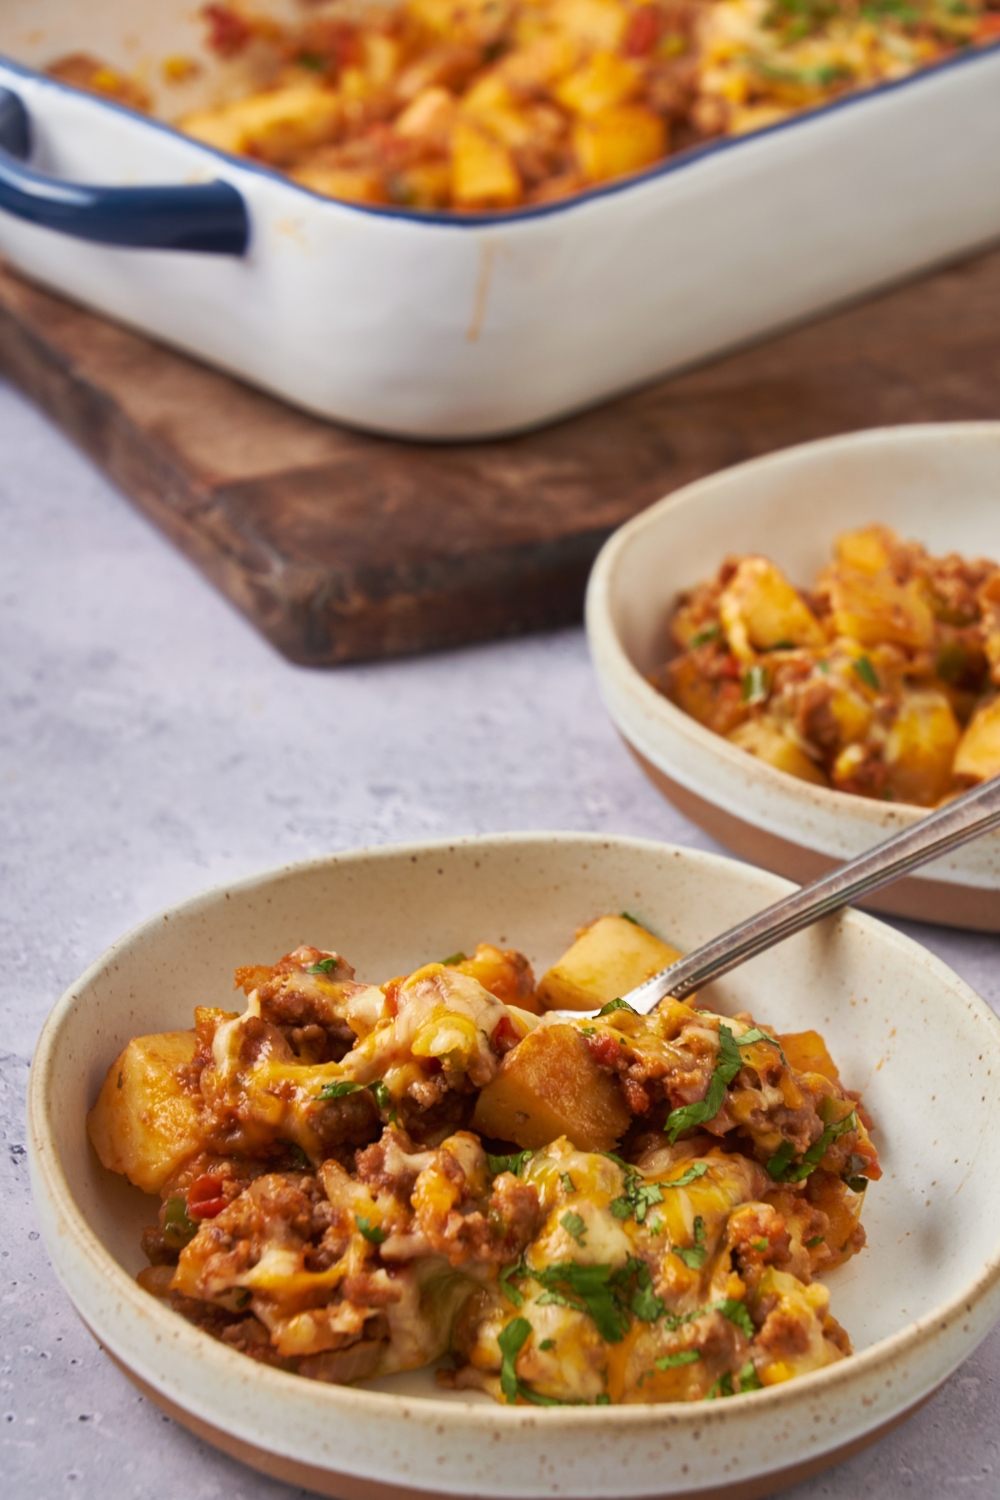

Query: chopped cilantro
[668,1161,709,1189]
[595,1393,611,1406]
[665,1024,743,1142]
[498,1261,525,1307]
[817,659,831,675]
[805,1234,826,1249]
[498,1317,532,1402]
[673,1216,707,1271]
[356,1215,386,1245]
[307,957,339,975]
[768,1110,858,1184]
[655,1349,701,1370]
[751,1238,769,1252]
[610,1166,665,1225]
[539,1338,555,1351]
[488,1149,533,1177]
[706,1372,734,1400]
[736,1027,788,1063]
[737,1360,762,1392]
[619,911,641,925]
[854,655,880,691]
[234,1289,252,1309]
[561,1211,587,1245]
[766,1140,796,1179]
[368,1079,393,1111]
[845,1174,869,1193]
[315,1079,362,1100]
[597,997,637,1017]
[532,1262,629,1343]
[714,1298,754,1339]
[690,623,722,648]
[741,665,769,705]
[441,952,467,966]
[649,1217,665,1235]
[560,1172,576,1194]
[579,1025,596,1037]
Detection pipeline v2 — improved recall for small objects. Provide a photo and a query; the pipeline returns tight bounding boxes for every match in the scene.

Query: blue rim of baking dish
[0,35,999,234]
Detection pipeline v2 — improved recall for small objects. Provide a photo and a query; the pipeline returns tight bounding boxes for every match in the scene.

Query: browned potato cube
[471,1022,629,1151]
[537,913,681,1011]
[87,1032,203,1194]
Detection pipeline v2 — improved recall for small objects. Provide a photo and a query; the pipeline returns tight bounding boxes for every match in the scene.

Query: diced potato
[395,85,458,143]
[555,51,640,116]
[777,1030,841,1084]
[87,1032,203,1194]
[471,1022,630,1150]
[363,32,402,87]
[953,696,1000,783]
[537,913,681,1011]
[719,557,825,663]
[500,34,581,90]
[573,104,665,182]
[553,0,629,49]
[450,119,522,207]
[884,689,960,805]
[727,720,829,786]
[829,570,935,650]
[834,525,898,576]
[664,655,747,736]
[182,86,342,165]
[826,678,873,745]
[291,163,387,204]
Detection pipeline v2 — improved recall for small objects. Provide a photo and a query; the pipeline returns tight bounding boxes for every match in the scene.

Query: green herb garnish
[315,1079,362,1100]
[499,1261,526,1307]
[368,1079,393,1112]
[854,655,880,690]
[560,1173,576,1193]
[690,623,722,648]
[620,911,641,925]
[488,1150,533,1177]
[307,957,339,975]
[673,1216,707,1271]
[561,1211,587,1245]
[741,665,769,705]
[665,1024,743,1142]
[751,1238,769,1252]
[845,1175,869,1193]
[767,1110,858,1183]
[805,1234,825,1249]
[597,997,637,1017]
[163,1195,198,1250]
[441,952,467,966]
[498,1317,531,1402]
[356,1215,386,1245]
[539,1338,555,1351]
[655,1350,701,1370]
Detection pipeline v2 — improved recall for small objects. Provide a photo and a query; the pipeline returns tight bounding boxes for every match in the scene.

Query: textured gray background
[2,379,998,1497]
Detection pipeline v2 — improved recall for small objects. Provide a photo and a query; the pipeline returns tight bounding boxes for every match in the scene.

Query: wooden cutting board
[3,249,1000,665]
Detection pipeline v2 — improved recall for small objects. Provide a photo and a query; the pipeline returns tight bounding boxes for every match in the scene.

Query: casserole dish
[2,3,1000,439]
[27,833,1000,1497]
[586,423,1000,931]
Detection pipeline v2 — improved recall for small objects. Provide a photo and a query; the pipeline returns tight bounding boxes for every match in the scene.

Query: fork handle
[626,775,1000,1011]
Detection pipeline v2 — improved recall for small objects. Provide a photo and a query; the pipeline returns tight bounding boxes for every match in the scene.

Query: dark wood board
[3,249,1000,665]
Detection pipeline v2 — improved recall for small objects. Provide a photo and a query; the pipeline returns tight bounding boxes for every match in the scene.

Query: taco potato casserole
[48,0,1000,212]
[89,912,879,1406]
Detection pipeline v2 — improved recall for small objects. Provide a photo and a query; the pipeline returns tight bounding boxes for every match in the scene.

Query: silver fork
[580,775,1000,1016]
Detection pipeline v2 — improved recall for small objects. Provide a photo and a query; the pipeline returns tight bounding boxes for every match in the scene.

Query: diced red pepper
[976,13,1000,38]
[624,6,661,56]
[490,1015,521,1054]
[187,1173,227,1220]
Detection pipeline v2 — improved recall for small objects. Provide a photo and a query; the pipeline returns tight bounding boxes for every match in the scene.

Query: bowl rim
[3,37,1000,231]
[26,830,1000,1448]
[585,421,1000,831]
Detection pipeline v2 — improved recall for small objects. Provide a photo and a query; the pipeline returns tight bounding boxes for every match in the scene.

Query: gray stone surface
[1,377,998,1498]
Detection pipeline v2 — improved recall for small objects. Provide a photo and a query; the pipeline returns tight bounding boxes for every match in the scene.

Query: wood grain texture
[3,249,1000,665]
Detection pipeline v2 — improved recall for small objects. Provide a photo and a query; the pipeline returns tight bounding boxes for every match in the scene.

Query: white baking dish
[2,0,1000,439]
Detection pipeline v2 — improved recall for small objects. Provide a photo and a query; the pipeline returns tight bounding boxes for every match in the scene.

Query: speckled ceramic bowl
[27,834,1000,1500]
[586,424,1000,932]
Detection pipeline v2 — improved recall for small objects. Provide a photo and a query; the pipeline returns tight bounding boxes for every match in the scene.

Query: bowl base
[626,742,1000,932]
[94,1326,933,1500]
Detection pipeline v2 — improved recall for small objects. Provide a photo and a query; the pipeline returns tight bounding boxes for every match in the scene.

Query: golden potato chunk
[88,1032,202,1194]
[953,696,1000,783]
[884,689,960,806]
[537,913,681,1011]
[471,1022,629,1151]
[719,557,825,662]
[727,720,829,786]
[573,104,665,183]
[451,119,522,207]
[828,570,934,651]
[182,86,341,165]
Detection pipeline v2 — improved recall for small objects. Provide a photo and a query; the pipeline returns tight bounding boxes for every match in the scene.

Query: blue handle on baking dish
[0,87,248,254]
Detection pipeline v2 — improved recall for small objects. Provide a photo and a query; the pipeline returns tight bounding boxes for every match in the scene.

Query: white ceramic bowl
[586,423,1000,932]
[27,833,1000,1499]
[2,4,1000,437]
